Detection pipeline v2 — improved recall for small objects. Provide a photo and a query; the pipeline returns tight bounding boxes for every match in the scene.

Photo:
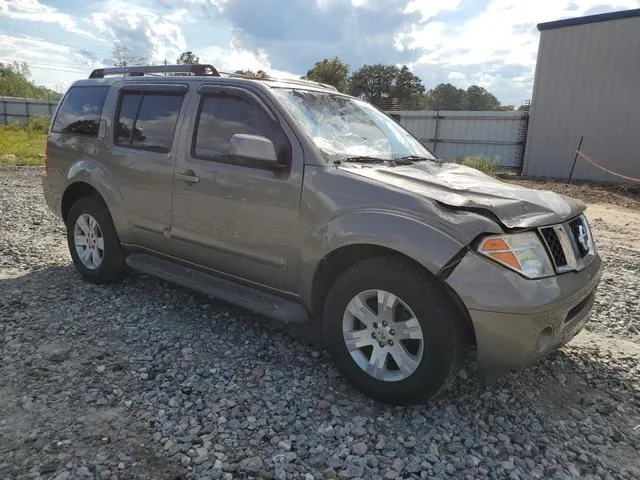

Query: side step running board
[126,253,309,323]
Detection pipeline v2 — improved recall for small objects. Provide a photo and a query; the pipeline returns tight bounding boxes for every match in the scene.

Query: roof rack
[218,71,338,92]
[89,64,220,79]
[272,77,339,92]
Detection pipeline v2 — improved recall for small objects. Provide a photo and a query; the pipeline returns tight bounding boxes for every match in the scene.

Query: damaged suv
[43,65,602,404]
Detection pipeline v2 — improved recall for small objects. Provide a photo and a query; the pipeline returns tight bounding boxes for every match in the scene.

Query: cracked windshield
[271,88,436,162]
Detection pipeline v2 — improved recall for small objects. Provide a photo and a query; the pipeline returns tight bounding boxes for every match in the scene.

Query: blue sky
[1,0,639,104]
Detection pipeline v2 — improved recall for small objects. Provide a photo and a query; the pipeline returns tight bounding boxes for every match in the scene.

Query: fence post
[24,97,30,125]
[567,136,584,185]
[433,111,441,155]
[1,97,6,125]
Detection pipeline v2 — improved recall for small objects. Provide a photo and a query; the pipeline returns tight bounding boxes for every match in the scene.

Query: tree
[176,51,199,65]
[303,57,349,92]
[348,64,426,109]
[349,64,399,101]
[233,70,269,79]
[393,66,425,107]
[112,44,146,67]
[465,85,500,110]
[426,83,467,110]
[0,62,61,99]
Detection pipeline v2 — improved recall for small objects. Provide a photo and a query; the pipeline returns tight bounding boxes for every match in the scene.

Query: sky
[1,0,639,104]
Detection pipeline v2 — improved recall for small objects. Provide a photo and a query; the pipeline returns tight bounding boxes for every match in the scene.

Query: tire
[66,195,127,284]
[323,257,466,405]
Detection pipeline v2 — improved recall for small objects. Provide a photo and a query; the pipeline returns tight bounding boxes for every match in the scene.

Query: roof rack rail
[89,64,220,79]
[272,77,339,92]
[217,70,338,92]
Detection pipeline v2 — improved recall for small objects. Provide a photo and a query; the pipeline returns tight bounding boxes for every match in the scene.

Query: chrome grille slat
[539,214,595,274]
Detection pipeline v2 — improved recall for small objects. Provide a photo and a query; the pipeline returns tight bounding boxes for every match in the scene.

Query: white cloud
[2,0,639,104]
[199,40,298,79]
[90,1,187,63]
[0,0,95,38]
[402,0,640,101]
[404,0,461,21]
[0,34,100,92]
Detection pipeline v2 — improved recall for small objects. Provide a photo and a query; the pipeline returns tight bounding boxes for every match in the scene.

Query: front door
[170,85,304,293]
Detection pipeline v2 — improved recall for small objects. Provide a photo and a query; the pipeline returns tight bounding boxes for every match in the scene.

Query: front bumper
[446,251,602,378]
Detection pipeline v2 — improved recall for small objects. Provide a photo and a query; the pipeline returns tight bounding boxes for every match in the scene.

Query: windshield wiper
[335,156,416,166]
[392,155,442,164]
[335,156,388,164]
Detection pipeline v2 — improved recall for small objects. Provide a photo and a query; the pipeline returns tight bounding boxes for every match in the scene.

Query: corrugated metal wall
[523,16,640,182]
[0,97,59,125]
[393,110,526,168]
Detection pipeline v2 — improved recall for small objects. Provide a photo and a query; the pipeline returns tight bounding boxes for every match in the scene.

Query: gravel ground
[1,167,639,480]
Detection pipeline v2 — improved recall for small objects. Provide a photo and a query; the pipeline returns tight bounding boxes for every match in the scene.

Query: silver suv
[43,64,602,404]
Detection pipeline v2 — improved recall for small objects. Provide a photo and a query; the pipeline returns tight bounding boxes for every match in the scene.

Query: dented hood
[338,161,585,229]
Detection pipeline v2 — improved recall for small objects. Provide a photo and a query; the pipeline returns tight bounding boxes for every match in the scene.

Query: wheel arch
[309,243,476,346]
[61,182,105,223]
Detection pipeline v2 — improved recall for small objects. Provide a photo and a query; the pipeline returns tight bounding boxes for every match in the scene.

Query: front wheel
[323,257,466,405]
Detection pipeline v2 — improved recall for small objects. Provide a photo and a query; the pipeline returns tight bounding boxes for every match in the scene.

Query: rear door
[105,83,187,252]
[170,84,304,292]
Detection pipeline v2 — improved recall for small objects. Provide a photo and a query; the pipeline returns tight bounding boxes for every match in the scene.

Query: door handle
[175,170,200,184]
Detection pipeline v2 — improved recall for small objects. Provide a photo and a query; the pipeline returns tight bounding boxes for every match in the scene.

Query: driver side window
[193,94,291,165]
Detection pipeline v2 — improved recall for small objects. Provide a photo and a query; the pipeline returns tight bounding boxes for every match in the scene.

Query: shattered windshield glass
[271,88,437,163]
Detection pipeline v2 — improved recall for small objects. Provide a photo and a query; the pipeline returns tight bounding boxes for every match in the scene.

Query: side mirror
[229,134,278,164]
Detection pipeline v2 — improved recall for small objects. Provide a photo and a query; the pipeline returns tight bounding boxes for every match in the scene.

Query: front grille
[568,217,590,259]
[540,227,568,268]
[538,214,594,274]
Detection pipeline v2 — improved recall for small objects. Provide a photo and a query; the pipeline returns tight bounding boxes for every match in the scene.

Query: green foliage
[233,70,269,79]
[348,64,425,107]
[0,62,61,100]
[462,155,499,175]
[465,85,500,111]
[112,44,147,67]
[177,51,199,65]
[0,121,47,166]
[348,64,397,100]
[304,57,350,92]
[26,116,52,133]
[425,84,507,111]
[425,83,467,110]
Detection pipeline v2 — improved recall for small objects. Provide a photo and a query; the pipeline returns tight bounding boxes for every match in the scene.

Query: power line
[27,64,91,74]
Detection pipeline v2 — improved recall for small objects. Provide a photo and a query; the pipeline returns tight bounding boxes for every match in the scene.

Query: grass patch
[462,155,499,176]
[0,117,49,166]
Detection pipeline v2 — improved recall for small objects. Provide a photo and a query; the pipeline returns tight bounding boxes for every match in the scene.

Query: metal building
[523,9,640,182]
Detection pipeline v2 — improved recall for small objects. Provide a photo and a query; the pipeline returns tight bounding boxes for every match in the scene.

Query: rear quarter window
[52,86,110,137]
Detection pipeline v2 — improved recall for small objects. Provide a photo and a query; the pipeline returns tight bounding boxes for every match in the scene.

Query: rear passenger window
[194,95,290,163]
[115,93,183,152]
[115,94,142,145]
[52,86,109,137]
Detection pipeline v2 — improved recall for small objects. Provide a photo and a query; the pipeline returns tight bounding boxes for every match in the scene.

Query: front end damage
[444,242,602,381]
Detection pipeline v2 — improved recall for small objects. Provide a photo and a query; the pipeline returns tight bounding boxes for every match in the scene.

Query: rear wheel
[323,257,465,405]
[66,195,127,284]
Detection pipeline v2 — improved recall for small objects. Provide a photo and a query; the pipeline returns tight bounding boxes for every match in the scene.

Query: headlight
[477,232,554,279]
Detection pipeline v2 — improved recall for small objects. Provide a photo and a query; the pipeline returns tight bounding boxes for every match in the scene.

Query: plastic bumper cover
[446,251,602,378]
